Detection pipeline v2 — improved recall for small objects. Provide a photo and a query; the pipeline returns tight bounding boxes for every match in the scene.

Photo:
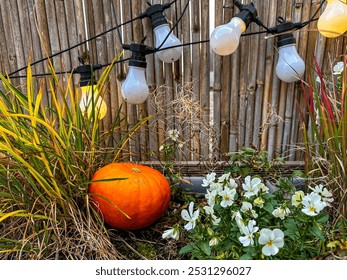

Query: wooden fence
[0,0,346,164]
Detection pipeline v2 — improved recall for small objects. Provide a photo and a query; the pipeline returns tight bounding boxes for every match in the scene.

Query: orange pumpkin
[88,162,171,230]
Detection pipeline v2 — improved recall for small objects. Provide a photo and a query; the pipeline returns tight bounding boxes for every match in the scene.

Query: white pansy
[209,182,224,192]
[242,176,261,198]
[218,172,231,183]
[203,205,214,215]
[205,189,217,207]
[238,220,259,247]
[241,201,258,218]
[309,184,334,205]
[227,178,238,189]
[181,202,200,230]
[168,129,180,142]
[291,190,305,207]
[162,226,180,240]
[258,228,284,256]
[258,182,269,194]
[219,188,237,208]
[233,211,245,230]
[302,192,327,216]
[333,61,344,75]
[203,205,221,225]
[202,172,216,187]
[272,206,291,220]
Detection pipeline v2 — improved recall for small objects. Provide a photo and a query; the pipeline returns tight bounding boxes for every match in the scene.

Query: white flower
[205,189,217,207]
[291,190,305,207]
[218,172,231,183]
[227,178,238,189]
[258,228,284,256]
[272,206,291,220]
[258,182,269,194]
[219,188,236,208]
[241,201,258,219]
[238,220,259,247]
[309,184,334,205]
[209,182,224,192]
[168,129,180,142]
[202,172,216,187]
[209,237,220,247]
[302,193,327,216]
[233,211,245,230]
[159,145,164,151]
[333,61,344,75]
[162,226,180,240]
[253,197,265,208]
[181,202,199,230]
[242,176,261,198]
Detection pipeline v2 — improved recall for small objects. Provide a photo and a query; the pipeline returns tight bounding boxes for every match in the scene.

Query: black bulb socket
[74,64,102,87]
[143,4,170,29]
[275,22,297,48]
[123,44,154,68]
[234,3,258,28]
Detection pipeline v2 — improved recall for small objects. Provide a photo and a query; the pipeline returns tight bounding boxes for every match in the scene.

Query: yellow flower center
[309,205,316,212]
[267,241,273,247]
[225,196,230,201]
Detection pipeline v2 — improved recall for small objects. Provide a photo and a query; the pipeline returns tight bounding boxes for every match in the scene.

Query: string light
[317,0,347,38]
[5,0,345,90]
[142,3,182,63]
[210,2,258,56]
[74,64,107,119]
[273,20,305,83]
[121,44,154,104]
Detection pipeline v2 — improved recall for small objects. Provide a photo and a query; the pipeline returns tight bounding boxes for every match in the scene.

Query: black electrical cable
[8,13,143,77]
[8,39,210,79]
[109,0,123,45]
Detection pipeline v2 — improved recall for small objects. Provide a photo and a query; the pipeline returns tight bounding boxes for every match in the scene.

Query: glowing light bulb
[79,85,107,119]
[318,0,347,38]
[210,17,246,56]
[275,34,305,83]
[154,24,182,63]
[121,66,149,104]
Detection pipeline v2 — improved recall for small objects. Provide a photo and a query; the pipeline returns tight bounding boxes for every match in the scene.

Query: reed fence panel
[0,0,346,164]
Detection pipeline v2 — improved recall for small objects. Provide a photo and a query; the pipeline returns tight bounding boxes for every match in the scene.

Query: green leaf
[198,242,211,256]
[316,212,329,224]
[179,244,193,255]
[263,202,274,214]
[309,225,325,241]
[240,253,252,260]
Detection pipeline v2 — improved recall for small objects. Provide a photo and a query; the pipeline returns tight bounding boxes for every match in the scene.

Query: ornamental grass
[299,57,347,221]
[0,58,149,259]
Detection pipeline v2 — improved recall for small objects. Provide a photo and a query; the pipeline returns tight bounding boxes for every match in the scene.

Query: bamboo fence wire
[0,0,346,164]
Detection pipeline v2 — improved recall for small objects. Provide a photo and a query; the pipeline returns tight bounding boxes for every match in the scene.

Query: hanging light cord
[6,0,327,79]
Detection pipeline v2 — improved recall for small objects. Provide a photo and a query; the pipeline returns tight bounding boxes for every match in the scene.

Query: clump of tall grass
[299,57,347,221]
[0,59,148,259]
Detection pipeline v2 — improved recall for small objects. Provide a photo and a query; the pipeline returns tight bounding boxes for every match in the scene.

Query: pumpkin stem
[131,167,141,173]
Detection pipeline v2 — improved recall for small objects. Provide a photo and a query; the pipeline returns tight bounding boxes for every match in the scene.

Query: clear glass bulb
[121,66,149,104]
[276,44,306,83]
[318,0,347,38]
[210,17,246,56]
[79,85,107,120]
[154,24,182,63]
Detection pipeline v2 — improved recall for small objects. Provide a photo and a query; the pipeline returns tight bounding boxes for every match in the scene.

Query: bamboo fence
[0,0,346,164]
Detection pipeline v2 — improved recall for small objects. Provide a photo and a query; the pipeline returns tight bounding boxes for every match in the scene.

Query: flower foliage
[163,172,333,259]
